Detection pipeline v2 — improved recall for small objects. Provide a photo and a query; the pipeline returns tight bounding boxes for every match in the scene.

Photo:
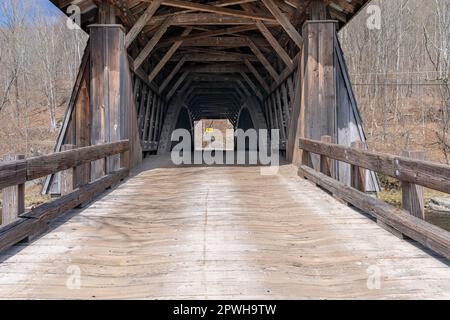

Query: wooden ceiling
[50,0,368,120]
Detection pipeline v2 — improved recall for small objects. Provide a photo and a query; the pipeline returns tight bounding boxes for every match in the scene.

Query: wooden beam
[0,168,128,245]
[161,0,277,22]
[0,157,27,190]
[261,0,303,48]
[159,56,187,94]
[310,0,328,20]
[235,79,251,96]
[247,38,279,80]
[299,138,450,194]
[27,141,129,181]
[184,64,244,73]
[319,135,333,177]
[153,98,163,141]
[1,155,25,227]
[158,36,268,48]
[125,0,163,48]
[275,88,286,140]
[167,71,189,100]
[60,145,76,196]
[172,52,257,62]
[147,13,279,26]
[148,28,192,83]
[257,21,294,69]
[270,52,300,92]
[155,0,259,19]
[134,17,173,71]
[244,59,270,93]
[142,90,154,141]
[350,141,366,192]
[241,3,293,69]
[240,71,263,100]
[402,151,425,220]
[160,25,258,45]
[146,94,159,141]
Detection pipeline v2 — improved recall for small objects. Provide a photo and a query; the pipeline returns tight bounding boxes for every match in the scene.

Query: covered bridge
[0,0,449,299]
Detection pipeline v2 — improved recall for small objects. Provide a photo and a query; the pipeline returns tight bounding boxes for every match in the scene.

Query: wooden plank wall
[299,21,337,165]
[45,46,91,194]
[90,26,115,178]
[262,71,298,150]
[283,20,379,192]
[45,25,148,195]
[133,78,167,153]
[334,34,380,192]
[157,97,188,154]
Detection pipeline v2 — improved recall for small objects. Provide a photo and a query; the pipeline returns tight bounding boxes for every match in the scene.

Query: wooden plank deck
[0,155,449,299]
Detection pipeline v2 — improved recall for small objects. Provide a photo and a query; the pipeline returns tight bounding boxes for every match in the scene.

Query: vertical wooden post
[351,141,366,192]
[60,145,75,196]
[320,135,332,177]
[310,0,328,20]
[158,100,166,141]
[89,24,125,179]
[293,20,337,168]
[75,74,91,188]
[98,2,116,24]
[281,83,290,125]
[275,89,286,142]
[2,155,25,226]
[287,50,304,164]
[402,151,425,219]
[148,95,159,142]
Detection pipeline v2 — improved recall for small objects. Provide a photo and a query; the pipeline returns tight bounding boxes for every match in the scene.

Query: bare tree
[423,0,450,163]
[0,0,28,118]
[0,0,88,157]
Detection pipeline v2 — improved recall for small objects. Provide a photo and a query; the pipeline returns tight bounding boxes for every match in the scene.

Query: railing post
[2,154,25,226]
[60,145,75,196]
[120,149,130,172]
[320,135,333,177]
[351,141,366,192]
[401,150,425,219]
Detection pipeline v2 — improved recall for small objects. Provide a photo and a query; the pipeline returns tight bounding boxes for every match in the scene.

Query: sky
[0,0,64,26]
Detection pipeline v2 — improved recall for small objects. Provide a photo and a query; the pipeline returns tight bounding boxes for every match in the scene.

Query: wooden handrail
[0,168,129,254]
[299,165,450,259]
[0,141,130,253]
[299,138,450,194]
[0,140,129,190]
[298,137,450,259]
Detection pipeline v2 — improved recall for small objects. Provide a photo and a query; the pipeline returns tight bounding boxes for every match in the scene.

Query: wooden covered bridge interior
[0,0,449,299]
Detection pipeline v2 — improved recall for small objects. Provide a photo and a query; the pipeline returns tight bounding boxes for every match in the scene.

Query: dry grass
[378,180,450,231]
[0,182,52,225]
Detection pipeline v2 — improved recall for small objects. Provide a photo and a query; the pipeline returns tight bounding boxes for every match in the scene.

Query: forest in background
[340,0,450,164]
[0,0,448,163]
[0,0,88,158]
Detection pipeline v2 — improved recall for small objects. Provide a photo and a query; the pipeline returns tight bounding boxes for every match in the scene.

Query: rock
[428,197,450,214]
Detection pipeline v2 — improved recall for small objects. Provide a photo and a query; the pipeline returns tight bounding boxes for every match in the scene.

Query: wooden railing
[0,140,130,253]
[299,136,450,259]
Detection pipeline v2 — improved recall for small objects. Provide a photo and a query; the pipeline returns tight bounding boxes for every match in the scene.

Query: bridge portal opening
[194,119,234,151]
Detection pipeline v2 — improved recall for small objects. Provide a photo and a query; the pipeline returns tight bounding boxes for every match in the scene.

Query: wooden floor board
[0,154,449,299]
